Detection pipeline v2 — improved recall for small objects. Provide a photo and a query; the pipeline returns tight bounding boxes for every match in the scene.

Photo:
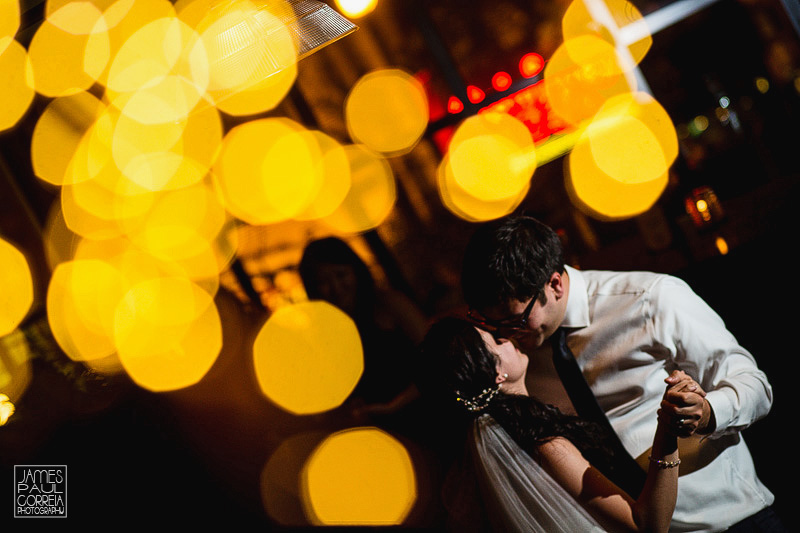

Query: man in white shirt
[460,215,784,532]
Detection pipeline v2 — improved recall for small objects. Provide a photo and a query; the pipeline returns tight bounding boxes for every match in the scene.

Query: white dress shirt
[561,265,775,532]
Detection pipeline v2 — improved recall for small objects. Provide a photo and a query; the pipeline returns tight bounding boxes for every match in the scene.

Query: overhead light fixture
[281,0,358,60]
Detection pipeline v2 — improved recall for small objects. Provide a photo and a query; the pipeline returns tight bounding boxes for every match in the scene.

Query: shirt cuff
[704,388,735,436]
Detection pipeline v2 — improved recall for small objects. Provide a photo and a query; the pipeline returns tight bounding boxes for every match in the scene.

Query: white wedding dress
[466,414,606,532]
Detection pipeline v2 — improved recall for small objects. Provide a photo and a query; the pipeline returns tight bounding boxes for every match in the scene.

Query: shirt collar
[562,265,590,328]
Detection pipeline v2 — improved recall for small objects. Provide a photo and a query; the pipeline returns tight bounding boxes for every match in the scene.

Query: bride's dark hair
[419,316,612,467]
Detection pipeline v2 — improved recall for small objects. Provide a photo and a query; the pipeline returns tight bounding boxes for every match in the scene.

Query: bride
[420,316,696,532]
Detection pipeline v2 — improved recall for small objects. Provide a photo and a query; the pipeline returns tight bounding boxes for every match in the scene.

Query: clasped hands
[658,370,713,437]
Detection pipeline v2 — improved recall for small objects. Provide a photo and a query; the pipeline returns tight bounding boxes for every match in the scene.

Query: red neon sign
[491,71,512,91]
[447,96,464,114]
[480,79,572,143]
[519,52,544,78]
[466,85,485,104]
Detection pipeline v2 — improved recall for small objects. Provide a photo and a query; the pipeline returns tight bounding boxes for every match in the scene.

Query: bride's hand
[660,370,707,437]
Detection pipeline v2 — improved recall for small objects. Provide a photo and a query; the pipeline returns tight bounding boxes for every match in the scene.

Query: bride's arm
[537,388,684,532]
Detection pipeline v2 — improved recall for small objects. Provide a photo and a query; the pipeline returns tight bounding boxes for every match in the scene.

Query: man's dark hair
[461,215,565,311]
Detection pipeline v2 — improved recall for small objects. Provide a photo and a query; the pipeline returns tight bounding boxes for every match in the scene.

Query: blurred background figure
[299,236,429,437]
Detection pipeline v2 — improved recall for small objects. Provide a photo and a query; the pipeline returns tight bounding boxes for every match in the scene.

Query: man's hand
[662,370,715,437]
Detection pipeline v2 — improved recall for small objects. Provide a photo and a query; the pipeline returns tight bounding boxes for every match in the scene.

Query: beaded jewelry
[648,456,681,469]
[456,384,501,412]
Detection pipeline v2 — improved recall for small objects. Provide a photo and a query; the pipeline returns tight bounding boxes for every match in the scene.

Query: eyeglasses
[467,295,537,340]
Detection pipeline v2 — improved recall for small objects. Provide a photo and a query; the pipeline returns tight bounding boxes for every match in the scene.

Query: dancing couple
[421,215,783,532]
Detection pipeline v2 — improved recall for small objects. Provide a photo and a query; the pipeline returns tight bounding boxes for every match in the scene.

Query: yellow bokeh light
[62,105,117,187]
[31,91,108,187]
[212,61,297,116]
[176,0,298,115]
[0,38,34,132]
[194,0,297,93]
[261,431,328,527]
[105,16,209,124]
[62,161,156,232]
[302,427,416,525]
[544,34,634,126]
[565,90,675,221]
[319,145,396,234]
[436,153,529,222]
[110,101,222,191]
[60,183,127,240]
[447,112,536,202]
[47,258,126,362]
[28,15,110,97]
[585,94,677,185]
[562,0,651,67]
[334,0,378,18]
[0,330,33,413]
[587,92,677,184]
[715,236,729,255]
[588,115,664,182]
[213,118,324,224]
[345,69,428,155]
[114,275,222,391]
[293,131,352,221]
[121,181,234,288]
[0,238,34,337]
[45,0,136,33]
[0,0,20,55]
[43,202,81,271]
[45,0,110,35]
[92,0,178,88]
[253,301,363,415]
[566,138,668,221]
[0,393,15,425]
[73,233,222,301]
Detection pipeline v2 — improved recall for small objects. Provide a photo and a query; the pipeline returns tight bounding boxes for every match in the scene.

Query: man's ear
[549,271,565,298]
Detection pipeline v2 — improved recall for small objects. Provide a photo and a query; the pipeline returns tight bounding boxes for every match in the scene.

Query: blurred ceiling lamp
[334,0,378,19]
[282,0,358,60]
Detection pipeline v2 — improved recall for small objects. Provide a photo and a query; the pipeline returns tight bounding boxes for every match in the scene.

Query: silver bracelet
[648,455,681,469]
